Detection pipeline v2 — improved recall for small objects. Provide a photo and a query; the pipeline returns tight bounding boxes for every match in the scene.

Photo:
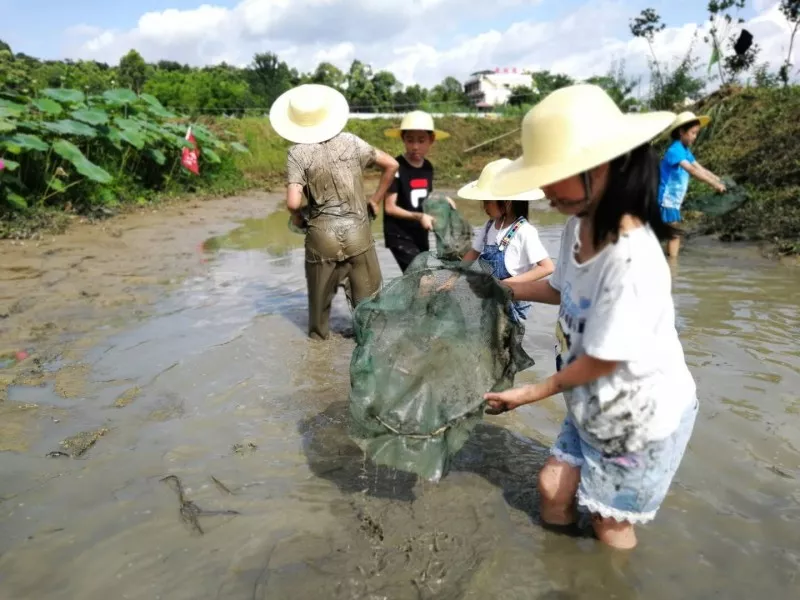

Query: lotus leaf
[71,108,109,126]
[146,148,167,165]
[42,120,98,138]
[3,133,49,152]
[1,158,20,171]
[41,88,86,104]
[203,148,221,164]
[119,128,146,149]
[52,139,113,184]
[102,88,139,105]
[5,192,27,210]
[31,98,64,116]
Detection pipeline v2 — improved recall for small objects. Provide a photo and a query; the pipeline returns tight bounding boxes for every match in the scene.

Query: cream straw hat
[669,111,711,133]
[457,159,544,201]
[269,84,350,144]
[384,110,450,139]
[490,84,676,196]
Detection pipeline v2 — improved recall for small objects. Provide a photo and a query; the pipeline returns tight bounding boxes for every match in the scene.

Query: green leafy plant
[0,86,249,217]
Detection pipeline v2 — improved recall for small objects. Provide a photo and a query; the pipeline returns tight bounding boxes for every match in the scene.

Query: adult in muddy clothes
[270,84,399,340]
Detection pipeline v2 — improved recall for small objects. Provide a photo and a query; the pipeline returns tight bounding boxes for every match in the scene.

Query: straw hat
[384,110,450,139]
[490,84,676,196]
[458,159,544,201]
[269,84,349,144]
[669,111,711,133]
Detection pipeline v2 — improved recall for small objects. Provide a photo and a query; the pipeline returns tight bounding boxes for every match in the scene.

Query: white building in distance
[464,68,533,108]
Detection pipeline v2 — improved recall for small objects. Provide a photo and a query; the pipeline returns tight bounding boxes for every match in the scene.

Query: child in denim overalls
[458,159,555,325]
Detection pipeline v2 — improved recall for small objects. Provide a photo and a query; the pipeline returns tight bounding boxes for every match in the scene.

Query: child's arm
[369,151,399,214]
[462,249,480,262]
[503,277,560,305]
[504,257,555,284]
[694,162,725,188]
[680,160,726,193]
[484,354,616,412]
[385,192,435,230]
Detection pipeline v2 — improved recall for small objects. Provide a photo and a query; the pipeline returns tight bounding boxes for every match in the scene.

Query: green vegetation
[685,85,800,255]
[1,1,799,253]
[0,86,250,237]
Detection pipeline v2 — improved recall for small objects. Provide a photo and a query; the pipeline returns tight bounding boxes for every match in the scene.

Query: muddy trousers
[305,247,382,340]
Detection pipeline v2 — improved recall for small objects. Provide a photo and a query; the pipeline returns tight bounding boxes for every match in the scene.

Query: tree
[157,60,186,72]
[0,39,10,53]
[371,70,401,111]
[630,8,666,92]
[508,85,534,106]
[118,49,148,93]
[586,61,640,111]
[530,71,574,102]
[650,43,706,110]
[392,84,428,110]
[427,76,469,110]
[308,62,345,89]
[246,52,294,107]
[704,1,757,85]
[779,0,800,86]
[345,60,378,110]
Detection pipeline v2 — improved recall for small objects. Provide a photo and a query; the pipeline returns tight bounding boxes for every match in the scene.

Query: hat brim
[669,114,711,133]
[384,128,451,140]
[490,111,676,196]
[457,180,544,201]
[269,85,350,144]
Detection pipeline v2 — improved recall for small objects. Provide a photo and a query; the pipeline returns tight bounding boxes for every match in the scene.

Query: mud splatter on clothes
[549,216,697,456]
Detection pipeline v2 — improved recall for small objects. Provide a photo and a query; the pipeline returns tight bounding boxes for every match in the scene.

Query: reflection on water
[201,199,566,258]
[1,206,799,600]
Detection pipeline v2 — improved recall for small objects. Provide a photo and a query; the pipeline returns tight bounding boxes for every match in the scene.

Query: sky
[1,0,796,91]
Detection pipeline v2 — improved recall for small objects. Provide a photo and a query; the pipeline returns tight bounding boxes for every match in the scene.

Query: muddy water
[1,194,798,599]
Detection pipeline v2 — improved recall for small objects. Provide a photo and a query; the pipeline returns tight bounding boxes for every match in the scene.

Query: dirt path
[1,192,280,399]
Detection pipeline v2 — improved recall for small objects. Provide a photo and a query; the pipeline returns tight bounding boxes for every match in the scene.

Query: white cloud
[63,0,798,93]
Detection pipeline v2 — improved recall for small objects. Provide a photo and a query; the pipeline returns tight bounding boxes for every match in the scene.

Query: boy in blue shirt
[659,111,726,257]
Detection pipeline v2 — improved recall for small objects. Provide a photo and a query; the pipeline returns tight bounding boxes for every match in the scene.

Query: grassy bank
[217,115,522,189]
[685,86,800,255]
[0,89,252,239]
[222,89,799,255]
[4,86,798,255]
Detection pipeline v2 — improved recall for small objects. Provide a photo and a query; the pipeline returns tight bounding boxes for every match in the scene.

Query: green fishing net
[348,252,534,481]
[684,176,747,216]
[424,192,474,261]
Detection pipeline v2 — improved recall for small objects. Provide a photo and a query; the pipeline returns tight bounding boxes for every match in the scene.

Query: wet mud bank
[1,194,799,599]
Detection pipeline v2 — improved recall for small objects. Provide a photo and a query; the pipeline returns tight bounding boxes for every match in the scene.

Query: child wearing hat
[483,84,697,550]
[382,111,452,272]
[659,111,726,257]
[270,84,399,340]
[457,158,554,324]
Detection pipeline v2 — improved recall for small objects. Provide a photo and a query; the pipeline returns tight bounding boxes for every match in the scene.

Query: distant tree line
[1,2,797,116]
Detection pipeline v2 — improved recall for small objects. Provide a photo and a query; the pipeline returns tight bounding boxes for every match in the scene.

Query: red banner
[181,126,200,175]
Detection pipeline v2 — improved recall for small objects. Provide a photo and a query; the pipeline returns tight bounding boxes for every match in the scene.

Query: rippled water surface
[1,200,798,599]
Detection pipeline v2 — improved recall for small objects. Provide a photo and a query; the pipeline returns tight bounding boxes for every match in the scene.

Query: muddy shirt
[287,132,377,263]
[384,155,434,252]
[549,217,696,455]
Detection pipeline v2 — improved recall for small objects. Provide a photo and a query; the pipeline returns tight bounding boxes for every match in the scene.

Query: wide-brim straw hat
[669,111,711,133]
[384,110,450,139]
[458,158,544,201]
[269,84,349,144]
[490,84,676,196]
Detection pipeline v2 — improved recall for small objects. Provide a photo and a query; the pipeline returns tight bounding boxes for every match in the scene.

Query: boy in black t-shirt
[383,111,451,272]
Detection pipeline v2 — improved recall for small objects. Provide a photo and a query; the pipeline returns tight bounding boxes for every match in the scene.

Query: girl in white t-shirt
[457,159,554,324]
[482,85,697,551]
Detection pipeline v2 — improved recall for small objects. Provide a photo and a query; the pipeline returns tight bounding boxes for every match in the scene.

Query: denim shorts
[550,399,698,524]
